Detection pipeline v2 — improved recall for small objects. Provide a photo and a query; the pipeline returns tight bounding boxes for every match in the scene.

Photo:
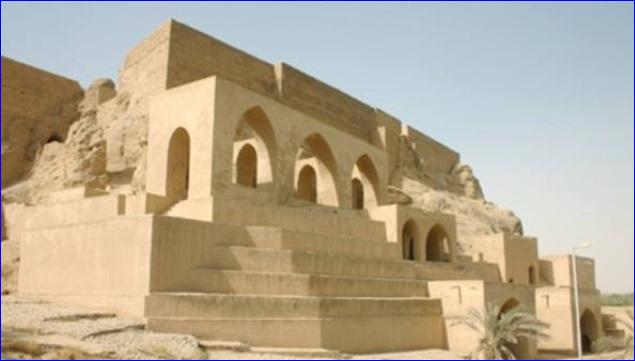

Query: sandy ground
[0,296,459,360]
[2,295,631,360]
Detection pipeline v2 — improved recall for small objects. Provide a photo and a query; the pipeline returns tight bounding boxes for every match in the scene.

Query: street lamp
[572,241,591,360]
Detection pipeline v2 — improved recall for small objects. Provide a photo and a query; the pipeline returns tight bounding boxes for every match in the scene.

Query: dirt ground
[0,296,460,360]
[2,295,631,360]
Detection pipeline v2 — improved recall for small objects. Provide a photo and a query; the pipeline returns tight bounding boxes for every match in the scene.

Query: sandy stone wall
[164,22,379,145]
[118,21,172,100]
[1,57,83,186]
[117,20,466,195]
[539,255,596,291]
[405,126,459,174]
[166,21,277,97]
[275,63,378,144]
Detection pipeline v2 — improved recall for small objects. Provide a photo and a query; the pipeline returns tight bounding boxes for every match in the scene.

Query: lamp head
[575,242,591,250]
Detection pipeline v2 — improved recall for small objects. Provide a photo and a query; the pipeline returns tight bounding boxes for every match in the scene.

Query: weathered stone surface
[1,57,83,187]
[0,20,603,358]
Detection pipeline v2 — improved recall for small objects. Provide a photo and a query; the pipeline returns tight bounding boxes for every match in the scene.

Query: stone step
[204,246,417,280]
[602,313,618,328]
[147,313,445,354]
[198,340,250,353]
[145,293,438,319]
[150,219,399,261]
[249,347,349,359]
[603,328,626,339]
[186,269,429,297]
[224,226,400,261]
[167,197,388,242]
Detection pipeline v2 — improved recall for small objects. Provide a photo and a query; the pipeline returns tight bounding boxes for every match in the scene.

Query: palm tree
[594,310,633,359]
[455,303,550,360]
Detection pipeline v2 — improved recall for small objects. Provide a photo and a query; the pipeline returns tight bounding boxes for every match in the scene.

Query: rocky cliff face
[402,177,523,253]
[1,57,83,188]
[1,75,152,205]
[388,135,523,254]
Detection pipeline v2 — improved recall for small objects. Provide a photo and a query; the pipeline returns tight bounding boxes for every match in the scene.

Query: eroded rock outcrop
[1,57,83,187]
[389,134,522,253]
[401,177,523,253]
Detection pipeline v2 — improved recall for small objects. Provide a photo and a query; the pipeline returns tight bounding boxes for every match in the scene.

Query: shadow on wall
[294,133,339,207]
[166,127,190,202]
[232,106,277,189]
[580,309,600,354]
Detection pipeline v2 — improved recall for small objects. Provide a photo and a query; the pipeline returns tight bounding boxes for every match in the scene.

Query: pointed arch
[402,219,419,261]
[296,165,317,202]
[294,133,339,206]
[235,143,258,188]
[580,309,600,354]
[351,178,364,209]
[351,154,380,209]
[498,298,525,358]
[233,106,276,187]
[425,224,451,262]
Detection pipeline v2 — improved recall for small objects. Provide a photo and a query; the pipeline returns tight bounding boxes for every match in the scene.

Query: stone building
[2,20,604,357]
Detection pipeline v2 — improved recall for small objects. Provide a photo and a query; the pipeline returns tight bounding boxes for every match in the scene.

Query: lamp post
[572,242,591,360]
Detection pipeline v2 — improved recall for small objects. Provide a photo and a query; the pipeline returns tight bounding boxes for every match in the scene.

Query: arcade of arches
[401,221,452,263]
[227,108,383,211]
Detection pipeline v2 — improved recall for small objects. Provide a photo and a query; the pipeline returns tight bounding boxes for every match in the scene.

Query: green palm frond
[592,311,633,359]
[456,302,551,360]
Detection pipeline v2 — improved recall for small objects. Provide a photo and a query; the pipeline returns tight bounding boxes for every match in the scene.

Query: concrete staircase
[165,198,389,241]
[145,210,447,354]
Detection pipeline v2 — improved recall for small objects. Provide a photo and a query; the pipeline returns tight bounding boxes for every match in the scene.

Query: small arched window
[235,144,258,188]
[351,178,364,209]
[296,165,317,203]
[402,219,418,261]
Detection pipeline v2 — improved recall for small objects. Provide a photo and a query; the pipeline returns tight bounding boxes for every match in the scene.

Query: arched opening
[351,155,380,209]
[498,298,525,359]
[46,133,62,143]
[294,133,339,206]
[402,219,419,261]
[529,266,536,285]
[232,106,276,187]
[580,309,600,354]
[425,224,451,262]
[166,128,190,200]
[296,165,317,203]
[235,144,257,188]
[499,298,520,316]
[351,178,364,209]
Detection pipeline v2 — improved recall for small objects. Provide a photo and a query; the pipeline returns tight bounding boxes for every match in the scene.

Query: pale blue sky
[2,2,633,292]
